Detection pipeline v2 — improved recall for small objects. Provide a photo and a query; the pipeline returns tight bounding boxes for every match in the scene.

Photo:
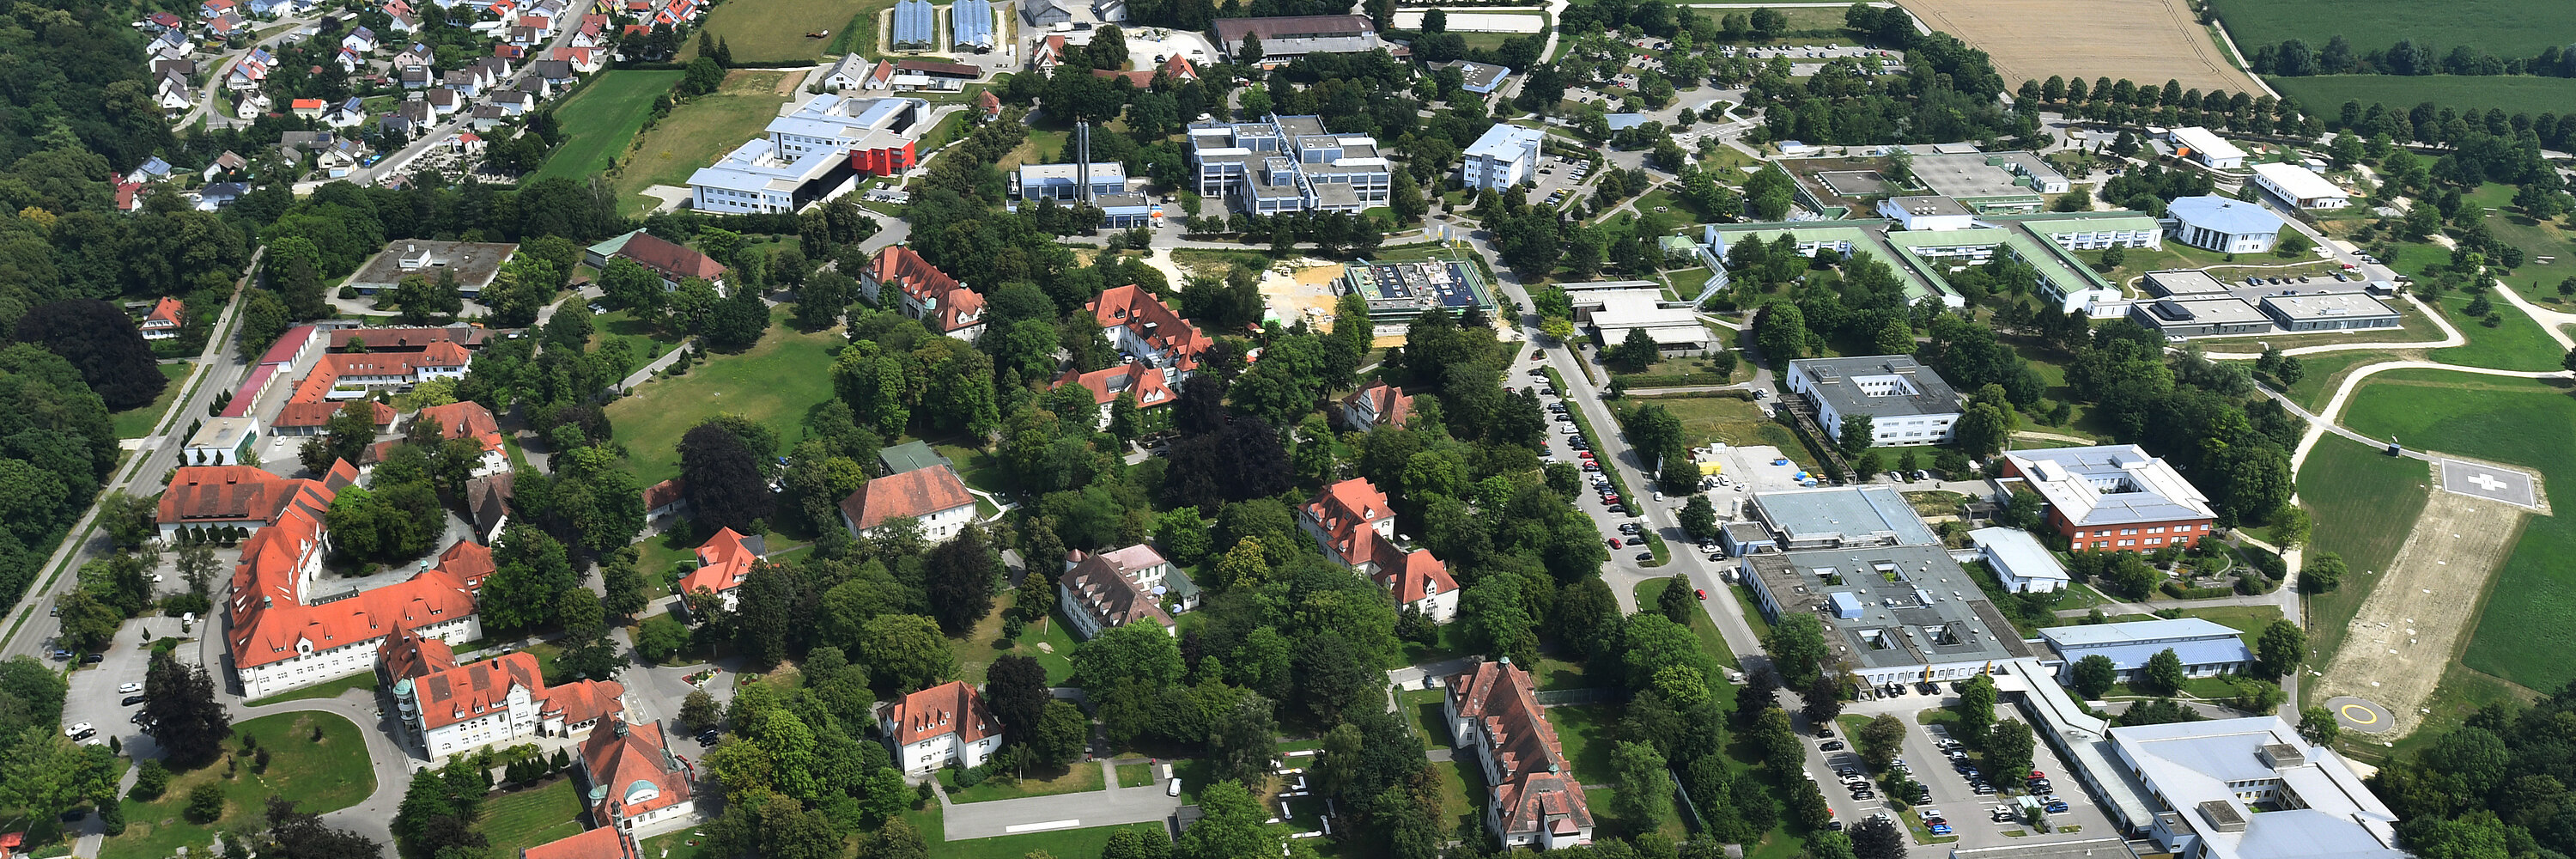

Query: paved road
[938,759,1180,840]
[173,12,329,129]
[346,22,586,186]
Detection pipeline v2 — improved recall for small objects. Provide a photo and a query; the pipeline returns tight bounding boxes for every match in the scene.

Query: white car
[64,722,94,739]
[118,682,143,694]
[1167,777,1183,797]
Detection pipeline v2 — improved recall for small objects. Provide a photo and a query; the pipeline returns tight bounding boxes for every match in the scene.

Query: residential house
[1049,363,1175,432]
[157,74,197,112]
[859,245,984,341]
[398,66,432,89]
[424,87,460,113]
[1031,35,1066,73]
[201,0,235,19]
[413,401,512,476]
[530,58,574,87]
[228,50,275,89]
[1058,545,1198,639]
[609,230,730,292]
[1087,284,1211,385]
[1442,657,1595,848]
[976,88,1001,121]
[641,478,687,521]
[1299,478,1457,623]
[343,25,379,52]
[1340,381,1413,430]
[465,473,512,545]
[125,156,174,185]
[489,90,533,115]
[334,46,364,72]
[323,96,368,127]
[570,717,696,838]
[206,11,246,37]
[203,150,247,180]
[289,98,326,118]
[880,681,1001,775]
[468,101,511,131]
[838,465,977,543]
[391,648,626,758]
[140,297,186,340]
[550,46,602,73]
[392,42,434,69]
[677,527,764,611]
[195,181,250,210]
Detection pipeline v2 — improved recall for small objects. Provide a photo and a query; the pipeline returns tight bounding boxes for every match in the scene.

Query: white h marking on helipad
[2468,472,2507,492]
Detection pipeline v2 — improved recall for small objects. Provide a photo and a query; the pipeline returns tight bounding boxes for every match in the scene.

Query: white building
[1785,356,1965,447]
[763,94,931,174]
[1967,526,2068,593]
[183,417,263,466]
[574,718,697,839]
[2098,717,2402,859]
[882,681,1002,775]
[2166,126,2246,169]
[1014,161,1126,201]
[2037,618,2252,685]
[687,138,855,214]
[1461,123,1542,191]
[392,649,626,758]
[2164,196,2282,254]
[838,465,978,543]
[1058,545,1196,639]
[1876,195,1977,232]
[2248,161,2350,210]
[1560,281,1716,356]
[1185,113,1391,213]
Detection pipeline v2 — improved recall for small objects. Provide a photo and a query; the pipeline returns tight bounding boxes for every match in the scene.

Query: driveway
[938,760,1180,840]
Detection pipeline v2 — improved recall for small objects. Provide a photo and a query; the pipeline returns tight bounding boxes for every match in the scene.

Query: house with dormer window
[880,681,1002,775]
[389,645,625,758]
[1443,657,1594,848]
[1300,478,1458,622]
[860,245,985,342]
[1048,364,1175,432]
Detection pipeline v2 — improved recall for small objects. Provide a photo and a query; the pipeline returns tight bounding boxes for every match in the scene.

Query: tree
[1955,673,1996,746]
[985,655,1052,740]
[2255,619,2307,679]
[1679,495,1718,541]
[253,795,385,858]
[1765,613,1832,687]
[2142,648,2188,696]
[1612,741,1675,826]
[177,543,221,596]
[1176,781,1279,859]
[1983,719,2035,785]
[1801,673,1844,727]
[1029,699,1091,769]
[1609,326,1662,372]
[679,421,775,533]
[186,782,227,823]
[1657,572,1694,624]
[925,525,998,634]
[860,614,956,692]
[1837,413,1874,459]
[1850,813,1906,859]
[1857,714,1905,769]
[1209,694,1279,785]
[2300,550,2346,593]
[2297,706,2341,746]
[1235,32,1263,67]
[682,689,721,732]
[602,559,648,623]
[2071,655,2118,699]
[0,729,115,828]
[12,300,167,411]
[144,651,230,768]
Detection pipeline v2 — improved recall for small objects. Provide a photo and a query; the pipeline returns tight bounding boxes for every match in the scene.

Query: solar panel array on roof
[891,0,935,48]
[950,0,993,49]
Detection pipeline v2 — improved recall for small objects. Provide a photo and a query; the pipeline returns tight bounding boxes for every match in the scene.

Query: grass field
[941,761,1103,802]
[112,363,192,439]
[1688,6,1858,41]
[529,70,683,185]
[1652,394,1812,466]
[2280,349,2403,411]
[682,0,872,64]
[2294,435,2432,668]
[2210,0,2576,60]
[611,70,794,216]
[478,778,586,857]
[2268,75,2576,121]
[2175,604,2284,636]
[2338,369,2576,692]
[103,712,374,859]
[605,308,838,486]
[2425,290,2564,371]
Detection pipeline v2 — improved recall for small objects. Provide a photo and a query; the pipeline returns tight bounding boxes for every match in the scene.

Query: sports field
[2207,0,2576,59]
[529,70,682,184]
[682,0,890,64]
[1898,0,2261,93]
[2339,369,2576,694]
[610,70,795,216]
[2268,76,2576,124]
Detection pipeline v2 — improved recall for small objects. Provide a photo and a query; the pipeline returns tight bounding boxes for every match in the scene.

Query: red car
[1578,451,1595,460]
[2028,771,2047,781]
[1602,494,1620,504]
[1583,462,1602,472]
[1606,538,1623,549]
[1694,588,1707,600]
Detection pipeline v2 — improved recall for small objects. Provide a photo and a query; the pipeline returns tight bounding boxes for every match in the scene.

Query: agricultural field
[2267,76,2576,125]
[2339,369,2576,694]
[608,70,797,216]
[1686,6,1859,41]
[1899,0,2259,93]
[2206,0,2576,60]
[528,70,683,185]
[681,0,888,64]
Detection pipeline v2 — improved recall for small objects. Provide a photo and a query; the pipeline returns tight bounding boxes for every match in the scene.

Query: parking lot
[1525,154,1593,210]
[1798,691,2118,851]
[58,613,191,760]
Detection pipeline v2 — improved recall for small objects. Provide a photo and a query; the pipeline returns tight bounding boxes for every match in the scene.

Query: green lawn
[2295,435,2433,670]
[2280,349,2404,411]
[964,604,1080,686]
[113,363,193,439]
[240,671,379,707]
[2340,369,2576,691]
[941,761,1104,802]
[102,713,374,859]
[529,70,683,185]
[2425,290,2565,371]
[682,0,875,64]
[610,70,794,216]
[2208,0,2576,58]
[1612,352,1747,389]
[1546,703,1616,785]
[591,308,690,351]
[927,820,1163,859]
[642,831,712,859]
[1653,394,1809,466]
[606,308,841,486]
[1400,687,1452,749]
[1115,763,1153,788]
[477,777,586,857]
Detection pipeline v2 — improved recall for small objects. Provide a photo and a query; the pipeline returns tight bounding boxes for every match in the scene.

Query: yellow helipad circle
[2339,704,2380,724]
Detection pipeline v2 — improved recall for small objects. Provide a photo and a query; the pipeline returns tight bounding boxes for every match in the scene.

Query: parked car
[1605,538,1624,549]
[1623,536,1643,546]
[1694,588,1708,600]
[1820,740,1845,752]
[122,695,146,707]
[81,653,103,664]
[1634,551,1653,561]
[2044,799,2069,813]
[118,682,142,694]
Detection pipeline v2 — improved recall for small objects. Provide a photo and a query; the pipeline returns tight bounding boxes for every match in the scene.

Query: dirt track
[2311,486,2528,737]
[1898,0,2263,94]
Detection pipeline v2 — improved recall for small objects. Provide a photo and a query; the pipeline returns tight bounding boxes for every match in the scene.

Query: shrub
[100,801,125,836]
[131,760,171,801]
[185,783,227,824]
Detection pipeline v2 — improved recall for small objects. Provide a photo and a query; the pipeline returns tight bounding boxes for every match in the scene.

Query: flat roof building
[1559,281,1713,356]
[687,137,859,215]
[765,94,932,177]
[345,240,518,296]
[1967,526,2068,594]
[1744,485,1941,550]
[1735,542,2031,685]
[2257,293,2399,332]
[2142,269,2231,297]
[1785,356,1965,447]
[2127,296,2274,338]
[2037,618,2252,685]
[1186,113,1391,214]
[2166,126,2247,169]
[1014,161,1127,201]
[2165,196,2282,254]
[1876,195,1975,231]
[1908,149,2069,212]
[1431,59,1510,94]
[2000,445,2215,552]
[1338,255,1497,335]
[1212,15,1398,64]
[2087,717,2403,859]
[2248,161,2349,209]
[1461,123,1543,191]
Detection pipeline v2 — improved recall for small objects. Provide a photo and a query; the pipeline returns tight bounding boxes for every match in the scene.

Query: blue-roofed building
[2038,618,2252,685]
[950,0,993,51]
[890,0,936,52]
[2163,195,2283,253]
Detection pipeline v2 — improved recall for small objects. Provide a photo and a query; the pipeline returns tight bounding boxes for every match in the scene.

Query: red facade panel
[850,142,917,176]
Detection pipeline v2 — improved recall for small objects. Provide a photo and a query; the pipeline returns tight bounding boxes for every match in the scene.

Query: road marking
[1005,820,1081,833]
[2339,703,2379,724]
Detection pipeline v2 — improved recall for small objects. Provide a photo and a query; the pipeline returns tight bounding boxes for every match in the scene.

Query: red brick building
[2000,445,2215,551]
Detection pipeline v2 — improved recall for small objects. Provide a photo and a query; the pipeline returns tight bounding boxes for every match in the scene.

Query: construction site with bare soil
[1898,0,2265,94]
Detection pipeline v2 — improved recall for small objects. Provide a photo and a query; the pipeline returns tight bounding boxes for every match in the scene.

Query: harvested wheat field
[2309,485,2529,737]
[1899,0,2263,94]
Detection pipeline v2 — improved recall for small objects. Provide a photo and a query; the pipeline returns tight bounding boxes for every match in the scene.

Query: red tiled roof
[975,89,1000,113]
[144,296,185,328]
[868,246,985,333]
[412,651,540,729]
[886,680,999,746]
[157,466,307,526]
[231,566,476,669]
[437,539,495,590]
[416,401,506,454]
[378,625,458,681]
[679,527,758,597]
[840,467,975,531]
[1088,285,1210,372]
[1303,477,1392,559]
[580,718,692,825]
[290,98,325,109]
[1446,657,1592,838]
[274,399,396,429]
[614,232,727,283]
[327,326,496,350]
[642,478,685,511]
[1366,533,1455,612]
[1051,364,1175,409]
[1343,381,1413,429]
[522,825,635,859]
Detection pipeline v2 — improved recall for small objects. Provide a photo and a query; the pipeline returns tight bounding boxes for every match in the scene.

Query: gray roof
[1742,543,2029,671]
[950,0,993,47]
[2105,717,2403,859]
[1748,485,1941,549]
[1967,527,2065,583]
[891,0,934,46]
[2257,292,2397,321]
[2142,269,2229,296]
[1789,355,1965,420]
[1431,60,1509,93]
[2038,618,2251,670]
[1885,195,1970,216]
[2005,445,2213,527]
[2136,296,2270,326]
[2166,195,2284,236]
[1948,839,2140,859]
[877,440,953,475]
